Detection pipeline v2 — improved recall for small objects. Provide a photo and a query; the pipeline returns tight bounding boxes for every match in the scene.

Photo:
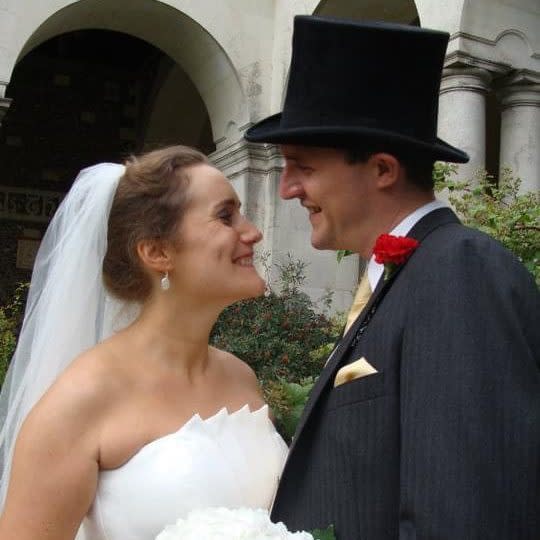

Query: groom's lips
[302,201,322,215]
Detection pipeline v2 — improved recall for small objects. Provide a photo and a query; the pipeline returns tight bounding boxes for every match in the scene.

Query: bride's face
[168,164,265,304]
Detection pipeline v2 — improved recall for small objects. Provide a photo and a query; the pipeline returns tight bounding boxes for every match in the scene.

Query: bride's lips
[233,252,255,267]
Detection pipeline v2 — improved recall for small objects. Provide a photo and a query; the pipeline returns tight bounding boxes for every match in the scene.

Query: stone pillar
[497,73,540,193]
[438,67,492,179]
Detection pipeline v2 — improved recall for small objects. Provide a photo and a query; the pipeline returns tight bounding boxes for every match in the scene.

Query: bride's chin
[237,278,267,301]
[253,276,267,296]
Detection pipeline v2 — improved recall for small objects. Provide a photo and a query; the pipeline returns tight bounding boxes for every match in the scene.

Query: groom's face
[279,145,379,256]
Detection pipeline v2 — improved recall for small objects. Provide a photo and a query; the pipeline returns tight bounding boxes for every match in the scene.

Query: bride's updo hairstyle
[103,145,209,302]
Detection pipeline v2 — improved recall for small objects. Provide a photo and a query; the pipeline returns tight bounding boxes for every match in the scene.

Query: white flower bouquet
[155,507,333,540]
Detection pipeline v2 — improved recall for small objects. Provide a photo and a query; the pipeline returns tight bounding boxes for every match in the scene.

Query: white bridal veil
[0,163,139,507]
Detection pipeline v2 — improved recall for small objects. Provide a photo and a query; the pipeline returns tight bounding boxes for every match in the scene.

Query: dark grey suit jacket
[271,208,540,540]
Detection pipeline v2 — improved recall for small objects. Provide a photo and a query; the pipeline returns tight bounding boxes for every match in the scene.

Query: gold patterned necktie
[344,270,372,334]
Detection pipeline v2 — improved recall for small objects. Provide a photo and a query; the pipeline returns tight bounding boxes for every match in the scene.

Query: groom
[246,16,540,540]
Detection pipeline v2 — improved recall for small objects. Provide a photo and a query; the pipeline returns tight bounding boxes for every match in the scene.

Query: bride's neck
[125,295,222,373]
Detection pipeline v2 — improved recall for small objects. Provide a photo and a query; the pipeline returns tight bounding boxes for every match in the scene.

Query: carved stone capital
[444,50,509,77]
[210,138,282,180]
[496,70,540,109]
[440,67,492,96]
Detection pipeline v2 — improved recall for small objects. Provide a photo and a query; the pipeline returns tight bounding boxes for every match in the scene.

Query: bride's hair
[103,145,208,302]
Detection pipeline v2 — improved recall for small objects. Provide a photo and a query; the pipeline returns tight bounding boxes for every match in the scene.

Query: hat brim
[245,113,469,164]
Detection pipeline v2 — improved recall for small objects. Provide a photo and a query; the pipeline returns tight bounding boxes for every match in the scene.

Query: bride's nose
[239,217,263,244]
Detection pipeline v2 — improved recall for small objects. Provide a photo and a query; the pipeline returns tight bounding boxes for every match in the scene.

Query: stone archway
[0,0,248,302]
[11,0,248,149]
[0,29,212,303]
[2,29,214,185]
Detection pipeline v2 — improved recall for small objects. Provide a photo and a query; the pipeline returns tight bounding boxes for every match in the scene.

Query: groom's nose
[279,167,304,200]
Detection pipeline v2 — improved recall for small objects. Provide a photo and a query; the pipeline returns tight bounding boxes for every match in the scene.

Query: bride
[0,146,288,540]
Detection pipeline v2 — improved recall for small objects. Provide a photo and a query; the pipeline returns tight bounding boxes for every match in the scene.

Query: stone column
[497,73,540,193]
[438,67,492,180]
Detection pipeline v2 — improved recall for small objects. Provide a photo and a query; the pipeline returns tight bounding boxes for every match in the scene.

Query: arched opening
[14,0,247,148]
[0,28,215,303]
[2,29,214,188]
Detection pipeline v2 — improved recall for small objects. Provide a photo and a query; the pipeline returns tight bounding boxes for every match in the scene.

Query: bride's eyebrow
[213,198,241,210]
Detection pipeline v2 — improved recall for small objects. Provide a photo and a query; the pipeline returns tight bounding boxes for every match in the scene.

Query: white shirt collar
[367,199,447,290]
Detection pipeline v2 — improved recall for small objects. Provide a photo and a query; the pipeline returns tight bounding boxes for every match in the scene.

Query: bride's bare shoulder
[2,341,130,534]
[26,340,127,435]
[211,347,257,380]
[209,347,264,405]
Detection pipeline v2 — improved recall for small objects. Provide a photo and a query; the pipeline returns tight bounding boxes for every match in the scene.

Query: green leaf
[336,250,352,263]
[311,524,336,540]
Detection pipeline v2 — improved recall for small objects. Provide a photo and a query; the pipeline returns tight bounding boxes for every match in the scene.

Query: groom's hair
[103,145,209,302]
[343,145,435,192]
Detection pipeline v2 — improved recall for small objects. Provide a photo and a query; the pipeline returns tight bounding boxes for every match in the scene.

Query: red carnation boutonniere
[373,234,419,281]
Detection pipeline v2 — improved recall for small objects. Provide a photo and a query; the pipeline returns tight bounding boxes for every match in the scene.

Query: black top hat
[245,16,469,163]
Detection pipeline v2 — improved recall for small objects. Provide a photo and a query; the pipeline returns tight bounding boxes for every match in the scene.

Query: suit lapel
[289,304,365,445]
[286,208,460,455]
[407,207,459,243]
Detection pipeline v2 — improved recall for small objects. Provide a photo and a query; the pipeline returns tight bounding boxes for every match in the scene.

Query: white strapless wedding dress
[78,405,288,540]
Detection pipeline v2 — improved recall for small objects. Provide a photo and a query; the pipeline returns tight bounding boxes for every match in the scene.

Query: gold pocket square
[334,357,378,387]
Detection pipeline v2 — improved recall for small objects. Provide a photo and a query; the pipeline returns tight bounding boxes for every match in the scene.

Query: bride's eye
[218,210,233,225]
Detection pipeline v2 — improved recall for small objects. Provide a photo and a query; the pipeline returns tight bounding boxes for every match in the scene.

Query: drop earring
[160,271,170,291]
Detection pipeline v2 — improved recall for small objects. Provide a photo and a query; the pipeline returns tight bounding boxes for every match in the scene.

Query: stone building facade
[0,0,538,309]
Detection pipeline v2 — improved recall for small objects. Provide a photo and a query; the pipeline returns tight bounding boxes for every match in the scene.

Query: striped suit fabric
[271,208,540,540]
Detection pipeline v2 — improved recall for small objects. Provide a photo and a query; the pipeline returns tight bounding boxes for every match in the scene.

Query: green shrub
[0,283,28,388]
[211,254,340,384]
[0,310,16,387]
[263,377,316,442]
[435,164,540,285]
[210,254,343,439]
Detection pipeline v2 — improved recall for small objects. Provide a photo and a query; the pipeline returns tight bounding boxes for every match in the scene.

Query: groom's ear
[136,238,173,273]
[369,152,401,190]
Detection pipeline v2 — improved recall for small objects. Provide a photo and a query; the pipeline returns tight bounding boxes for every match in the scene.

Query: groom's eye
[297,163,313,173]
